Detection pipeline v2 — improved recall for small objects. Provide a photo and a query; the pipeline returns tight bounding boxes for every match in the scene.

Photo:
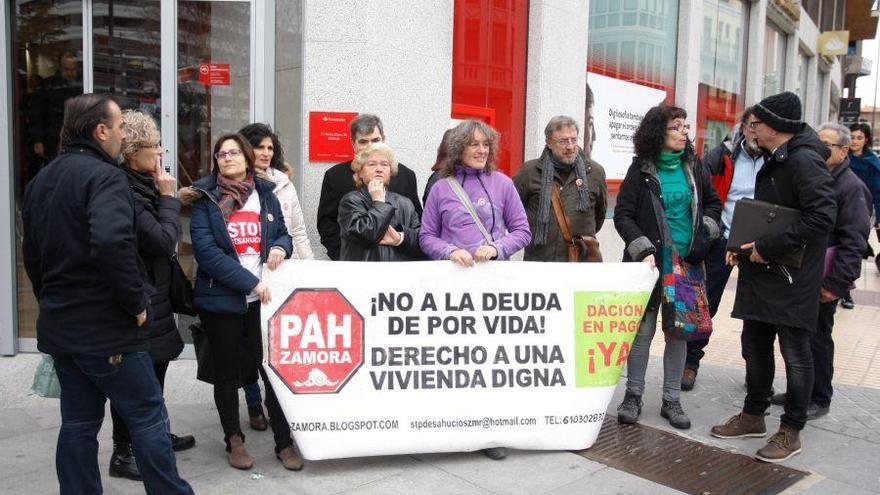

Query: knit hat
[753,91,803,133]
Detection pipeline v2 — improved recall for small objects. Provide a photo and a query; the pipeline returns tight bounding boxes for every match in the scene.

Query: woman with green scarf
[613,104,722,430]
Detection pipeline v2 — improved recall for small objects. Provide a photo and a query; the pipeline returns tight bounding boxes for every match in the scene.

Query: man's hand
[135,310,147,327]
[254,282,272,304]
[449,249,475,267]
[368,178,386,202]
[820,287,839,303]
[642,254,656,269]
[726,250,739,266]
[741,241,767,264]
[379,226,402,246]
[474,245,497,262]
[267,247,285,271]
[34,142,45,157]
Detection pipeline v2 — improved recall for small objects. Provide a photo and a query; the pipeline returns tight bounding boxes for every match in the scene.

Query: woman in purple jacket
[420,120,531,269]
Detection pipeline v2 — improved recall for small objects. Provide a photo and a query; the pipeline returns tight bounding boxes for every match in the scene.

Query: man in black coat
[317,113,421,260]
[710,92,837,463]
[21,94,193,494]
[768,123,871,419]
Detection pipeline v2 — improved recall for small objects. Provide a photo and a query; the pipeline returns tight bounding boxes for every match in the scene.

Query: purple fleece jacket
[420,165,531,260]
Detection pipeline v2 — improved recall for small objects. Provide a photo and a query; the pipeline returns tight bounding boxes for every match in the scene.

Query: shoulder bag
[550,186,602,262]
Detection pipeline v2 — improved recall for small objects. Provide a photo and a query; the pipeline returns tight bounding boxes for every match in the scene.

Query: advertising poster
[261,261,656,460]
[587,72,667,180]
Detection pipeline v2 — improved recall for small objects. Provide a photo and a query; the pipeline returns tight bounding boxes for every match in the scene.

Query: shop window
[763,22,787,98]
[451,0,529,175]
[11,0,84,340]
[696,0,747,155]
[275,1,304,175]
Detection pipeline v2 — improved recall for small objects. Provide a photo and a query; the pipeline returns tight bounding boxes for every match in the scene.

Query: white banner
[588,72,667,180]
[261,260,656,460]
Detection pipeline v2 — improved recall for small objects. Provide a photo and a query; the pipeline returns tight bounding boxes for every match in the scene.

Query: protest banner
[260,260,656,460]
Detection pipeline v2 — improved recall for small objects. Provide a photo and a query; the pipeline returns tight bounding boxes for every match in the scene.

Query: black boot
[170,433,196,452]
[109,442,142,481]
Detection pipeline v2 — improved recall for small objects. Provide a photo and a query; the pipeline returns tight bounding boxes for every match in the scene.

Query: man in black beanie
[709,91,837,463]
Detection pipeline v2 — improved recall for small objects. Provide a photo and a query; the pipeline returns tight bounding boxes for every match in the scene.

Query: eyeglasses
[214,149,243,160]
[821,142,845,150]
[553,137,579,146]
[666,123,691,132]
[747,120,763,130]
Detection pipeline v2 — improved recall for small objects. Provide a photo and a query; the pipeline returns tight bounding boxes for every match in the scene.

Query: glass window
[275,1,303,175]
[11,0,84,340]
[92,1,161,119]
[588,0,678,100]
[763,22,786,98]
[696,0,747,155]
[796,51,809,110]
[451,0,528,174]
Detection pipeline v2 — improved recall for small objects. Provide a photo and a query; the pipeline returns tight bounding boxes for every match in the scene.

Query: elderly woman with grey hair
[338,142,422,261]
[108,110,194,481]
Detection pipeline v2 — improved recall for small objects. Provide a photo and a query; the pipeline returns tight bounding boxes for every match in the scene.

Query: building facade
[1,0,875,354]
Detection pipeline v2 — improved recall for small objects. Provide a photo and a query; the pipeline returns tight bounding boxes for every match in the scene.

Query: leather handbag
[726,198,804,268]
[169,253,197,316]
[189,322,215,385]
[550,186,602,262]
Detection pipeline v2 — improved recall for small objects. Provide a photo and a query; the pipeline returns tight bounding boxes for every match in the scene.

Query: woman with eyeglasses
[236,123,313,432]
[107,110,195,482]
[187,133,301,471]
[613,104,721,430]
[848,123,880,289]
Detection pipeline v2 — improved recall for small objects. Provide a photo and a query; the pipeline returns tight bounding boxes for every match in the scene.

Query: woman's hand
[642,254,656,269]
[267,247,286,271]
[368,178,386,202]
[449,249,475,267]
[152,158,177,196]
[474,245,497,263]
[253,282,272,304]
[379,226,402,246]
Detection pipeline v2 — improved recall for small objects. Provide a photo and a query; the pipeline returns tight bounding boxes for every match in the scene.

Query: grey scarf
[534,147,590,245]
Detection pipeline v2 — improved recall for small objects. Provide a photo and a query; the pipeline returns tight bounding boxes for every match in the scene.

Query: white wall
[524,0,589,159]
[298,1,455,259]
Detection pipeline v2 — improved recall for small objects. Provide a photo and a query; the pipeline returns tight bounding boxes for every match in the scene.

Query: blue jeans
[243,381,262,408]
[53,352,193,495]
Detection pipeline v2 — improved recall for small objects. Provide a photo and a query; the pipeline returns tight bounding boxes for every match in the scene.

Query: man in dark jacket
[683,108,764,389]
[21,94,193,494]
[513,115,607,261]
[710,92,837,463]
[317,114,421,260]
[768,123,871,419]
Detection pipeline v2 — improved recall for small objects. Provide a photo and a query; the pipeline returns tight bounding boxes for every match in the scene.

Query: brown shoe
[710,412,767,439]
[755,425,801,463]
[248,405,268,431]
[227,434,254,470]
[681,368,697,391]
[277,445,304,471]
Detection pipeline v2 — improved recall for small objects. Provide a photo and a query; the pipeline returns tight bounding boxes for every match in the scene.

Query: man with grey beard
[681,107,764,390]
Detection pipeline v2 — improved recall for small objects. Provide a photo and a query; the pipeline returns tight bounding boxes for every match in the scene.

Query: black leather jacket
[338,187,423,261]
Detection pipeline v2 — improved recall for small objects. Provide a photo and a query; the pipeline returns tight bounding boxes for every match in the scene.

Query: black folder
[726,198,804,268]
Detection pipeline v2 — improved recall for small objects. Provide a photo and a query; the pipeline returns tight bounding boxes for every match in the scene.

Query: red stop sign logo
[267,289,364,394]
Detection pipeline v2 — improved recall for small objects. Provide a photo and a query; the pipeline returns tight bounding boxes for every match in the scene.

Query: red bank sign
[268,289,364,394]
[198,63,230,86]
[308,111,358,162]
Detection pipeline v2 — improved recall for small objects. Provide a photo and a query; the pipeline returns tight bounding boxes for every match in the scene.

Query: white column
[160,0,177,175]
[524,0,589,160]
[674,0,703,126]
[744,0,767,105]
[805,55,820,125]
[0,0,16,355]
[252,0,276,125]
[299,0,454,259]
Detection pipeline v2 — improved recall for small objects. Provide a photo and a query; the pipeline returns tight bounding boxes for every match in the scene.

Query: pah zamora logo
[267,289,365,394]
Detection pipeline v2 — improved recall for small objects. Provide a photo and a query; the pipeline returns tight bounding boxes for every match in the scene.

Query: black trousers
[200,302,292,452]
[741,320,814,430]
[110,359,170,444]
[686,237,733,370]
[811,300,838,407]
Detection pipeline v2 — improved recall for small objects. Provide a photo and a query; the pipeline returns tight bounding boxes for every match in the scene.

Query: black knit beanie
[753,91,803,133]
